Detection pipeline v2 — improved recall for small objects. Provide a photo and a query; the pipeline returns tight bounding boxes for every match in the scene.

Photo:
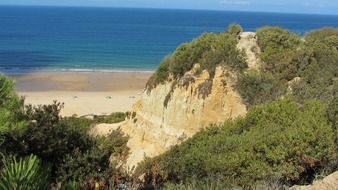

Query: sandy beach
[11,71,152,116]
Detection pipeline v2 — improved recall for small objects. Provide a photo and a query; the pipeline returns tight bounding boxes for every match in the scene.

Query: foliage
[19,102,95,168]
[292,28,338,104]
[0,154,50,190]
[57,129,129,184]
[305,27,338,48]
[61,116,95,130]
[62,181,79,190]
[228,23,243,36]
[256,26,301,53]
[24,101,64,127]
[160,178,287,190]
[0,75,27,134]
[327,95,338,131]
[146,56,171,90]
[0,99,130,188]
[236,70,287,106]
[93,112,126,124]
[0,76,27,167]
[256,27,301,78]
[160,178,233,190]
[136,99,337,188]
[238,26,338,106]
[146,25,247,93]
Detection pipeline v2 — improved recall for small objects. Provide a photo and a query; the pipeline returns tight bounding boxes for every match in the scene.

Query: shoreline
[1,68,155,76]
[10,70,152,92]
[10,70,152,116]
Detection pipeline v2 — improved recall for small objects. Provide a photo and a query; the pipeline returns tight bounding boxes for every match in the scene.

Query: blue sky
[1,0,338,15]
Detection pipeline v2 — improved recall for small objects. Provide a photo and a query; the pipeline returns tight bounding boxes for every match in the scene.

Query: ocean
[1,6,338,73]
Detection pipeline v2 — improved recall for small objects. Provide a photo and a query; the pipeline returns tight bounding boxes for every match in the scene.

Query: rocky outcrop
[96,32,261,169]
[237,32,261,71]
[290,171,338,190]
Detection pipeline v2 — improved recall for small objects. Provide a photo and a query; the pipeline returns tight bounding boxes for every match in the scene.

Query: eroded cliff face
[96,32,261,169]
[119,65,247,168]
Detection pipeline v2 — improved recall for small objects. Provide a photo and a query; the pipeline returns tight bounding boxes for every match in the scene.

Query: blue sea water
[1,6,338,73]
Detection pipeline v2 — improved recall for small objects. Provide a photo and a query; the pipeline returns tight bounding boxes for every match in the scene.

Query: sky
[0,0,338,15]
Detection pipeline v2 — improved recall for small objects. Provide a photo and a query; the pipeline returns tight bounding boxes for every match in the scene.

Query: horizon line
[1,4,338,17]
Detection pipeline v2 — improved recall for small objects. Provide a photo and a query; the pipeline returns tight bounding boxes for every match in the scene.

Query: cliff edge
[94,32,261,168]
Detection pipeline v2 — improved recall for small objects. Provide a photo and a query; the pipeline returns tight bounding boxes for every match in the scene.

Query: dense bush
[256,26,300,53]
[256,26,301,77]
[136,99,337,188]
[21,103,129,186]
[57,129,129,184]
[228,23,243,36]
[305,27,338,47]
[0,75,26,134]
[146,56,171,89]
[236,70,287,106]
[0,76,130,188]
[93,112,126,124]
[146,25,247,93]
[1,102,95,175]
[0,75,28,170]
[292,28,338,104]
[238,26,338,106]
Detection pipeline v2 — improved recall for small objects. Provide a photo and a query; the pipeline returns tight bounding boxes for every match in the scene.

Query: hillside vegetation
[146,24,247,93]
[136,26,338,189]
[237,26,338,106]
[0,75,130,189]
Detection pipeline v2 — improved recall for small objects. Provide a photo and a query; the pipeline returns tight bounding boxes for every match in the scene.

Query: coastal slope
[95,32,261,168]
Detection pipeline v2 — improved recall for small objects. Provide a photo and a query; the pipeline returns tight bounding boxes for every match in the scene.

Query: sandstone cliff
[94,32,261,168]
[121,65,247,168]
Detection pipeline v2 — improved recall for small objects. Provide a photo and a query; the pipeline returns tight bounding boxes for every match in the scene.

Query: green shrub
[292,30,338,104]
[20,102,95,165]
[305,27,338,47]
[1,100,130,186]
[57,129,129,184]
[61,116,94,130]
[0,76,27,160]
[0,75,27,134]
[161,178,233,190]
[146,56,171,90]
[236,70,287,106]
[256,26,301,52]
[0,154,50,190]
[0,102,96,180]
[228,23,243,36]
[256,27,301,77]
[199,33,246,76]
[93,112,126,124]
[146,25,247,94]
[247,26,338,108]
[169,43,195,77]
[0,74,130,188]
[137,99,337,188]
[327,95,338,131]
[62,181,79,190]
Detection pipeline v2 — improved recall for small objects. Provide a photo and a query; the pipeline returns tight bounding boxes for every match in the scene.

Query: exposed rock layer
[122,65,247,167]
[95,32,261,168]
